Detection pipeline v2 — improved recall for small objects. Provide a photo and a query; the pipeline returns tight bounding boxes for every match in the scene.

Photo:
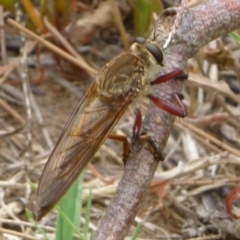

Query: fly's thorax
[96,53,146,100]
[95,40,163,101]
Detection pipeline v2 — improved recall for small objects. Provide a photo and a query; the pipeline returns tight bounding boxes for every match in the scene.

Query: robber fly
[36,36,186,220]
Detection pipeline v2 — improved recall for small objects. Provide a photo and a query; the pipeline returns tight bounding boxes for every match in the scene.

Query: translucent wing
[36,51,146,220]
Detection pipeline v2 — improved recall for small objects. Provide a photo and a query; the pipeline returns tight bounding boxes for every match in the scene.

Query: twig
[93,1,240,239]
[163,0,188,49]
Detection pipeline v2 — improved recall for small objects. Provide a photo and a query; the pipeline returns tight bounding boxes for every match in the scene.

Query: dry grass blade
[0,218,55,232]
[7,19,97,76]
[30,93,53,149]
[0,98,25,125]
[188,72,240,104]
[0,227,39,240]
[108,0,130,50]
[0,41,37,86]
[155,152,228,180]
[179,121,240,158]
[43,17,93,67]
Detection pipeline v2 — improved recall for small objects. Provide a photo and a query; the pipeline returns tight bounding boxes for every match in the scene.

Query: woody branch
[93,1,240,239]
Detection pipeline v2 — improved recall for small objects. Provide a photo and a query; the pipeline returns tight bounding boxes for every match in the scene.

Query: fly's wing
[36,82,133,219]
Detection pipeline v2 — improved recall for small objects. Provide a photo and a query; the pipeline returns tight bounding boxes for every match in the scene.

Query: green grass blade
[131,222,142,240]
[55,206,84,239]
[229,32,240,44]
[55,172,85,240]
[26,209,51,240]
[29,181,38,191]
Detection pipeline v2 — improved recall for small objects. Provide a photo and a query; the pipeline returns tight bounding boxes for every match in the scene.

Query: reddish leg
[132,108,142,140]
[173,93,186,115]
[151,69,183,85]
[148,69,187,117]
[131,108,164,161]
[148,93,187,117]
[131,108,142,157]
[108,134,130,165]
[129,70,187,162]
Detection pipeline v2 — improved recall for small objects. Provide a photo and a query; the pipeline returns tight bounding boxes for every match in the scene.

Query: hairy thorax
[96,42,162,101]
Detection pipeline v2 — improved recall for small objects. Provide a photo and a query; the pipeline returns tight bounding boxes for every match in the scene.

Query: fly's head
[130,37,164,88]
[130,37,164,68]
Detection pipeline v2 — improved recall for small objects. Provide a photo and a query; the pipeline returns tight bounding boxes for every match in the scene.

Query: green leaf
[55,172,85,240]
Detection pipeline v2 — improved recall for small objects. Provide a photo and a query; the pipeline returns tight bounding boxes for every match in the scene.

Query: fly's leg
[108,134,130,165]
[149,69,188,117]
[108,108,165,164]
[130,70,188,161]
[132,108,142,140]
[132,108,164,162]
[151,69,188,85]
[108,70,188,164]
[148,93,187,117]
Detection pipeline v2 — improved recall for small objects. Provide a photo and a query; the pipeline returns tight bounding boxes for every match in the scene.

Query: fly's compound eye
[134,37,146,44]
[146,43,163,66]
